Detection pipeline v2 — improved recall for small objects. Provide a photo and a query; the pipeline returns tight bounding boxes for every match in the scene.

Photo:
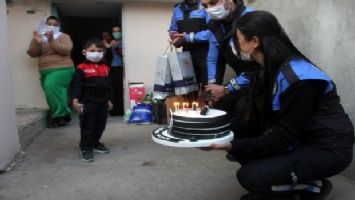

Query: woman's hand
[72,99,82,113]
[45,31,54,42]
[110,40,119,47]
[103,40,111,48]
[107,100,113,111]
[205,84,225,100]
[33,31,42,44]
[200,143,232,152]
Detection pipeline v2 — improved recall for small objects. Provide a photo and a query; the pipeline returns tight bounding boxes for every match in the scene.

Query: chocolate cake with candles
[152,101,234,148]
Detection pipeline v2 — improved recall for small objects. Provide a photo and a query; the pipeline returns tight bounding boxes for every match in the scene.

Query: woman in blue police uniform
[204,11,354,200]
[169,0,210,87]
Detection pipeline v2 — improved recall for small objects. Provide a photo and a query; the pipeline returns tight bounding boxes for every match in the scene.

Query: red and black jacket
[71,62,113,104]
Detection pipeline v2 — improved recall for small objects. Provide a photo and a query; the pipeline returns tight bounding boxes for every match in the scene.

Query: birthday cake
[152,107,234,148]
[170,108,231,140]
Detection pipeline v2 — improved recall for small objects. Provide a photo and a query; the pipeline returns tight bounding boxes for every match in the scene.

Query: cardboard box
[129,82,145,108]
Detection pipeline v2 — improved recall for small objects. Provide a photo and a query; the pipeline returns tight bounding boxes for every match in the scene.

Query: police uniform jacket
[228,58,354,162]
[206,4,253,84]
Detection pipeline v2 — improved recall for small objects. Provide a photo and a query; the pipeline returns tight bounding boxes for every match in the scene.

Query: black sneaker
[300,179,332,200]
[80,150,94,162]
[93,143,110,154]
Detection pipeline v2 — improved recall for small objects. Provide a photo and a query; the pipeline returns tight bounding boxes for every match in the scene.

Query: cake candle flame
[174,102,180,112]
[192,102,198,111]
[182,102,188,109]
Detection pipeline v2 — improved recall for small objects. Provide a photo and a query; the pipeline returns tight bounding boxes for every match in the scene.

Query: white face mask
[45,25,60,33]
[85,52,104,62]
[206,0,230,20]
[239,49,254,61]
[229,39,254,61]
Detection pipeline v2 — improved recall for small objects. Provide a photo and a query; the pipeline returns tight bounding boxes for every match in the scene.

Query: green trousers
[40,67,74,119]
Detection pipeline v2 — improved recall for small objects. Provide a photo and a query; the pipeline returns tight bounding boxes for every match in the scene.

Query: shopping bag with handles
[167,50,198,95]
[153,46,174,99]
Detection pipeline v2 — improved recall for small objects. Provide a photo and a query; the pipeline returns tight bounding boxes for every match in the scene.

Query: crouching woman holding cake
[203,11,354,200]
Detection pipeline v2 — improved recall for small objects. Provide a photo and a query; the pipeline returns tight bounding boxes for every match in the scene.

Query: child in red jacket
[71,37,113,162]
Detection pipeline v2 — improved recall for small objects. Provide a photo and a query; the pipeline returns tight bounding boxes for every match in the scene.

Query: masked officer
[169,0,211,90]
[202,0,253,85]
[201,0,253,113]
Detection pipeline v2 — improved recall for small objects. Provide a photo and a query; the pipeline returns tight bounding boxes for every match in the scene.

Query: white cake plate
[152,127,234,148]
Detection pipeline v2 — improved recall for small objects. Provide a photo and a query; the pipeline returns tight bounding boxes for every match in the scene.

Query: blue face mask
[113,32,122,40]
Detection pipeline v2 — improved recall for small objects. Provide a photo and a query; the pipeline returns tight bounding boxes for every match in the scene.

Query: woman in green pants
[27,16,74,127]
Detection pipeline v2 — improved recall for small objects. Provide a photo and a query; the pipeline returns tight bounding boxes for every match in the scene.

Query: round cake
[152,108,234,147]
[170,108,231,141]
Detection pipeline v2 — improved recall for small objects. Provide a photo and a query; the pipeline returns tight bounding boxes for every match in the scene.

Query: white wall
[122,2,174,108]
[0,0,20,170]
[7,0,51,109]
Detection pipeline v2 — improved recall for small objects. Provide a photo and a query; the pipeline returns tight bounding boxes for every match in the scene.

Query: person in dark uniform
[201,0,253,114]
[169,0,210,91]
[203,11,354,200]
[72,38,113,162]
[202,0,253,84]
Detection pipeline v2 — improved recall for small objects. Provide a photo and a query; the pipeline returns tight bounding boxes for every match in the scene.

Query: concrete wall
[122,2,174,108]
[7,0,51,109]
[246,0,355,179]
[0,0,20,170]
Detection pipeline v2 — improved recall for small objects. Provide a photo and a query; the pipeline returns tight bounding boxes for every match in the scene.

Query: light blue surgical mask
[113,32,122,40]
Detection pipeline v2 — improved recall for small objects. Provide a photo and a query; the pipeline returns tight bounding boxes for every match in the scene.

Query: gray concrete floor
[1,117,355,200]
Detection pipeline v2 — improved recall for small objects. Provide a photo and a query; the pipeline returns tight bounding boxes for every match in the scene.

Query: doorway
[60,16,119,66]
[53,1,125,115]
[54,2,122,66]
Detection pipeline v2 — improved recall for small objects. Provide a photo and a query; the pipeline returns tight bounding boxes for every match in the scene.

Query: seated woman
[204,11,354,200]
[27,16,74,127]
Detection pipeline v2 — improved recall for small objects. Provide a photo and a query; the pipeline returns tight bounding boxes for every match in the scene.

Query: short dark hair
[83,37,105,50]
[46,16,59,23]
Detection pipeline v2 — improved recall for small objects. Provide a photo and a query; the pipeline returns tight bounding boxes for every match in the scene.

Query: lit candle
[174,102,179,112]
[192,102,198,110]
[195,103,200,115]
[182,102,187,110]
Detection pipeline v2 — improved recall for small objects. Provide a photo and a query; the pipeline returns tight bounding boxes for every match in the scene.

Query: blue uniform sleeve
[184,10,211,43]
[168,8,179,32]
[184,30,210,43]
[207,32,219,83]
[226,73,251,92]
